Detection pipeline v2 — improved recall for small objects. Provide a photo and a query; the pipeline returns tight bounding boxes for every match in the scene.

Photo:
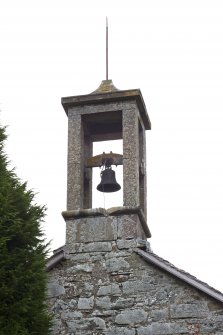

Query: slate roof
[46,246,65,271]
[46,245,223,304]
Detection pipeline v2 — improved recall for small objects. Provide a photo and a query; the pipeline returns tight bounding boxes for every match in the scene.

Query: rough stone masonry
[47,208,223,335]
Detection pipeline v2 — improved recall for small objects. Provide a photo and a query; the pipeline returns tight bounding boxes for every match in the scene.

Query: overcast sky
[1,0,223,293]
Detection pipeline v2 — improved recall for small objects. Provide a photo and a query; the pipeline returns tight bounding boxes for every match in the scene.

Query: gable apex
[47,246,223,305]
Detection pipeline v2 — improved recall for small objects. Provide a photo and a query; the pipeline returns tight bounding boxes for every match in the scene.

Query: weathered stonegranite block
[112,298,135,310]
[69,263,93,273]
[117,215,141,239]
[122,279,154,295]
[105,257,130,272]
[138,322,189,335]
[106,250,130,259]
[78,296,94,310]
[83,241,112,252]
[67,241,112,253]
[117,239,137,249]
[47,282,65,298]
[61,311,82,320]
[107,327,136,335]
[170,303,207,319]
[96,296,112,309]
[66,216,117,244]
[84,282,94,292]
[92,309,116,317]
[66,319,90,332]
[97,283,121,296]
[68,253,89,262]
[92,316,106,329]
[150,308,169,321]
[115,309,147,325]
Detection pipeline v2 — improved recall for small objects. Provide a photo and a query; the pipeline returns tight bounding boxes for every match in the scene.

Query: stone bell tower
[61,80,151,253]
[48,80,223,335]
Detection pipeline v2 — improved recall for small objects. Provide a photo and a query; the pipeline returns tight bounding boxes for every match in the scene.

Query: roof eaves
[46,248,65,271]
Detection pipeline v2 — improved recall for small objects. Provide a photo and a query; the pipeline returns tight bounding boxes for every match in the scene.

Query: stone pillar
[123,104,140,208]
[83,135,93,209]
[139,119,147,218]
[67,113,84,210]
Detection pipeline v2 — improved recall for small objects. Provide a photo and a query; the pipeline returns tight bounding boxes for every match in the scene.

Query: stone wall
[47,241,223,335]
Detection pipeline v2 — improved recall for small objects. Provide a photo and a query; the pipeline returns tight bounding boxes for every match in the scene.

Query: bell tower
[61,80,152,252]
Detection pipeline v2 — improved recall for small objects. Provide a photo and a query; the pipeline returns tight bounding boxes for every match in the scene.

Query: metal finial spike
[106,17,108,80]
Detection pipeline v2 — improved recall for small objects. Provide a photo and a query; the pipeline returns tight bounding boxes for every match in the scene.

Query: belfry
[62,79,151,212]
[61,79,151,252]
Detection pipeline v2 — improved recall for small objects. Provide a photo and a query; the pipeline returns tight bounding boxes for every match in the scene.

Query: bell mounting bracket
[86,152,123,168]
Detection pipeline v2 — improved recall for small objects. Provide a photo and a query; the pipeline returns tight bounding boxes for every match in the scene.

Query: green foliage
[0,125,51,335]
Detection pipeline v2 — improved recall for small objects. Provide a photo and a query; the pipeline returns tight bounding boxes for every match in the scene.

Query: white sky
[1,0,223,293]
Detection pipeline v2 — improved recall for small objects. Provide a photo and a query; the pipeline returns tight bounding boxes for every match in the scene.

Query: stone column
[83,135,93,209]
[122,104,140,208]
[139,120,147,218]
[67,112,84,210]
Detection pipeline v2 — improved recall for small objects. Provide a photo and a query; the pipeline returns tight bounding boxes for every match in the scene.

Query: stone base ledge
[62,206,151,238]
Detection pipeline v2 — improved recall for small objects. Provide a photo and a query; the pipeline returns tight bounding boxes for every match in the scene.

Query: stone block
[112,298,134,310]
[106,250,130,259]
[96,296,112,309]
[84,282,94,292]
[83,241,112,252]
[69,263,93,273]
[117,239,137,249]
[115,309,147,325]
[66,319,90,332]
[150,308,168,321]
[78,296,94,310]
[69,253,90,262]
[47,282,65,298]
[122,280,154,295]
[105,257,130,272]
[138,322,189,335]
[97,283,121,296]
[117,215,140,239]
[66,216,117,244]
[92,309,116,317]
[170,303,207,319]
[67,299,78,308]
[92,317,106,330]
[67,241,112,253]
[107,327,136,335]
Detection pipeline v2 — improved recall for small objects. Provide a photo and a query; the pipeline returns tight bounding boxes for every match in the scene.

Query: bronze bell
[97,167,121,193]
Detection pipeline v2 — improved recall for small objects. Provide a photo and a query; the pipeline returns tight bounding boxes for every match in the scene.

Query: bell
[97,167,121,193]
